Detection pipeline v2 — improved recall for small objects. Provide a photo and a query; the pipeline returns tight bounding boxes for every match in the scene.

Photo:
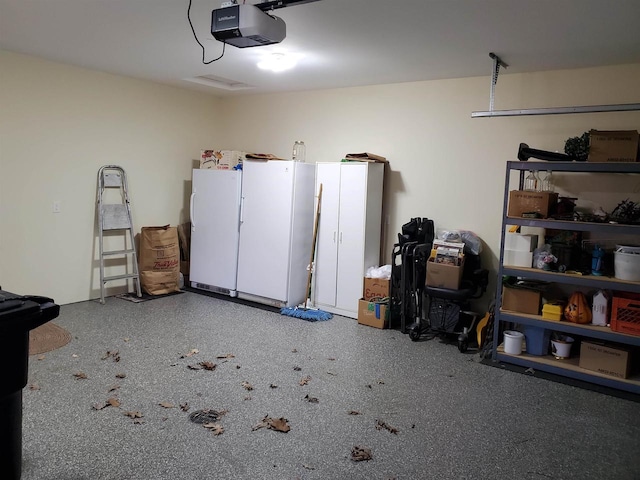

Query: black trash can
[0,290,60,480]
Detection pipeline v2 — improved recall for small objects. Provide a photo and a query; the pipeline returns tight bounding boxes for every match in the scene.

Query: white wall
[2,50,639,306]
[218,63,640,303]
[0,50,221,304]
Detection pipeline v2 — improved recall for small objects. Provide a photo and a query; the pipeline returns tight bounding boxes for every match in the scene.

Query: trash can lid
[0,290,59,331]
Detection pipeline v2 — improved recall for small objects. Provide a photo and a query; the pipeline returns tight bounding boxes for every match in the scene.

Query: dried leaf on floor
[244,396,251,401]
[351,446,372,462]
[241,381,254,391]
[299,375,311,386]
[203,422,225,435]
[108,385,120,392]
[37,355,46,361]
[180,402,190,412]
[94,397,121,410]
[216,353,235,359]
[115,373,126,379]
[187,364,202,370]
[159,402,175,409]
[29,383,40,390]
[348,410,361,415]
[375,419,398,435]
[253,415,291,433]
[304,394,319,403]
[270,384,278,389]
[293,366,302,371]
[124,411,143,419]
[180,348,199,359]
[102,350,120,362]
[327,371,337,376]
[93,402,109,410]
[108,397,121,408]
[74,372,88,380]
[199,361,216,371]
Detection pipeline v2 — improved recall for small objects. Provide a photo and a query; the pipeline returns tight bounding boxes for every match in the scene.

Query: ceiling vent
[184,74,255,91]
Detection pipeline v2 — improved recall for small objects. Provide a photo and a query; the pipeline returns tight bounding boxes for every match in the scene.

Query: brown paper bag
[139,225,180,295]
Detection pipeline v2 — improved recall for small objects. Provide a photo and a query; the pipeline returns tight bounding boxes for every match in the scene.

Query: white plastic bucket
[504,330,524,355]
[615,245,640,281]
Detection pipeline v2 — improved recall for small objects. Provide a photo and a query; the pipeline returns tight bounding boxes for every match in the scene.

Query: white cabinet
[314,162,384,318]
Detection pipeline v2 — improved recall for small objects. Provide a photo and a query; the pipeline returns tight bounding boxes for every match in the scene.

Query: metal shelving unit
[493,161,640,394]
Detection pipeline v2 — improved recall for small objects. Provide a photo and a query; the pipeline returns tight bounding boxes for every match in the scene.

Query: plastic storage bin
[523,325,551,355]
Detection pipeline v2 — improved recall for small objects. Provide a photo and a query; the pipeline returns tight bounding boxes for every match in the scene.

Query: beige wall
[0,50,221,304]
[218,64,640,303]
[2,49,639,306]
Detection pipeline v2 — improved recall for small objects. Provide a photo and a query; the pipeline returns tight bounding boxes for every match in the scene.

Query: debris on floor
[304,394,319,403]
[203,422,224,435]
[241,381,254,391]
[93,397,120,410]
[375,419,398,434]
[188,409,227,424]
[73,372,88,380]
[102,350,120,362]
[299,375,311,386]
[351,446,372,462]
[252,415,291,433]
[180,348,199,359]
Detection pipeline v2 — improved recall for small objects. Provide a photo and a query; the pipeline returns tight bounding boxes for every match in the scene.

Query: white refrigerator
[189,160,315,308]
[189,169,242,296]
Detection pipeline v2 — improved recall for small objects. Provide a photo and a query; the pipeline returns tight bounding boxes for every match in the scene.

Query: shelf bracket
[472,53,640,118]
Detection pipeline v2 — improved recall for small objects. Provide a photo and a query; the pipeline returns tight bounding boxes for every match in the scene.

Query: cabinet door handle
[339,232,343,244]
[333,231,337,243]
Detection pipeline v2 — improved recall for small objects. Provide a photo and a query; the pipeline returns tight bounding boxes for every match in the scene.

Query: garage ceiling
[1,0,640,97]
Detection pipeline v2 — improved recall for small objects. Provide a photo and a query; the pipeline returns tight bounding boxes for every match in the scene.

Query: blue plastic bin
[523,326,551,355]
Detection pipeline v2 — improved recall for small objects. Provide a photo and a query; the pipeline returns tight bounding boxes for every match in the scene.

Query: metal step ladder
[97,165,141,304]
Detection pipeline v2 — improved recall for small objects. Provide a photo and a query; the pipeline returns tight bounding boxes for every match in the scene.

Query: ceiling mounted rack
[472,53,640,118]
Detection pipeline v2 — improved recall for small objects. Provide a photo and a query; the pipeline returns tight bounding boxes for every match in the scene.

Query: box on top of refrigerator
[200,150,246,170]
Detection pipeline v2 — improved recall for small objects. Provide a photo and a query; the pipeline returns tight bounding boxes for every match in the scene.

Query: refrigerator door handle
[190,192,196,228]
[240,195,245,224]
[333,231,337,243]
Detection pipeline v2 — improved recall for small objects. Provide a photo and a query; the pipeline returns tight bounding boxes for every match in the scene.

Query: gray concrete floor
[20,291,640,480]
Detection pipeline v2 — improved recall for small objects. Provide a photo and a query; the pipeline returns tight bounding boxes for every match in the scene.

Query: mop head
[280,306,333,322]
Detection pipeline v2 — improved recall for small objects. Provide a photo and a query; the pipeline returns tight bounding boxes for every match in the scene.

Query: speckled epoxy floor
[19,291,640,479]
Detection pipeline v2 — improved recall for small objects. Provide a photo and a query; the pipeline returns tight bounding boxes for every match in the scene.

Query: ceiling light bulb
[257,53,296,72]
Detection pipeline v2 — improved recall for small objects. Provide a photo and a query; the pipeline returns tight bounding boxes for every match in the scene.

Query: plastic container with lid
[542,301,564,321]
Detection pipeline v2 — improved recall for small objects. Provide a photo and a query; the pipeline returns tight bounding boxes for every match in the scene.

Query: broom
[280,184,332,321]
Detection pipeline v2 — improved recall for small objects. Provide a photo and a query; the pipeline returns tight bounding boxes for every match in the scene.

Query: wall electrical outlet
[52,201,61,213]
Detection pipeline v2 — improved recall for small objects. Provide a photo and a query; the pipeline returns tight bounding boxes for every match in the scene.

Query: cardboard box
[363,277,390,301]
[588,130,639,163]
[357,299,388,329]
[503,249,533,268]
[426,257,464,290]
[579,341,631,379]
[507,191,559,218]
[501,285,541,315]
[505,233,538,252]
[200,150,246,170]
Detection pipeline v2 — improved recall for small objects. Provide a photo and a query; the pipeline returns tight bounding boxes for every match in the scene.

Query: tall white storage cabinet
[314,162,384,318]
[236,160,316,308]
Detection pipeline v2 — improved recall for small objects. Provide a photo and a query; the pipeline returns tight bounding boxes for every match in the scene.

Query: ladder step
[102,249,136,256]
[104,274,139,282]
